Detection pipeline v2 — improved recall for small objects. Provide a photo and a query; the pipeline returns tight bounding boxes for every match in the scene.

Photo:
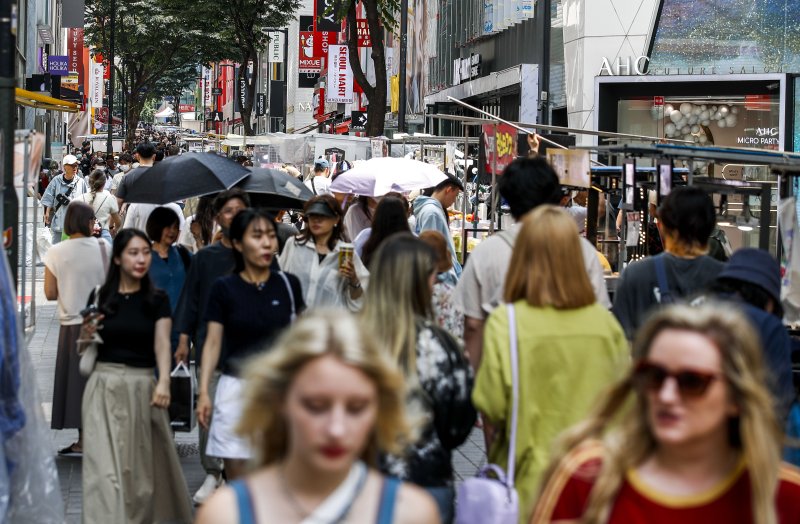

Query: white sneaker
[193,474,222,505]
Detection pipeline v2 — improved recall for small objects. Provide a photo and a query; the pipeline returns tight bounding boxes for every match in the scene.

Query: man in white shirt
[304,158,332,195]
[453,156,611,370]
[41,155,88,244]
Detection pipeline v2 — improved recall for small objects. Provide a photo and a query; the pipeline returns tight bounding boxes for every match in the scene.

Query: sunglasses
[632,361,720,399]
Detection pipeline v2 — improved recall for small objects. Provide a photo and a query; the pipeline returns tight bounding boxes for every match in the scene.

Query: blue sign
[48,55,69,76]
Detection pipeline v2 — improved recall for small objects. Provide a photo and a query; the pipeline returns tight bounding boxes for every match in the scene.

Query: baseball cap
[314,158,330,170]
[717,248,781,305]
[63,154,79,166]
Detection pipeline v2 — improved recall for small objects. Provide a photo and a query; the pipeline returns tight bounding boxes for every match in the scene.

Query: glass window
[649,0,800,74]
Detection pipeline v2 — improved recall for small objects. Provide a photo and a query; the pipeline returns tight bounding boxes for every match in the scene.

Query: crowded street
[3,0,800,523]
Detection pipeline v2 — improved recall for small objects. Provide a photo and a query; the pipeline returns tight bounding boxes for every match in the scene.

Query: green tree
[331,0,399,136]
[85,0,228,147]
[191,0,300,136]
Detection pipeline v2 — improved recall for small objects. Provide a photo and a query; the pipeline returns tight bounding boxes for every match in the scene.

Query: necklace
[280,463,368,523]
[240,271,270,291]
[281,469,312,519]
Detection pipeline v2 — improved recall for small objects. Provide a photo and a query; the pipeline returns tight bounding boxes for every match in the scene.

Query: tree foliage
[85,0,229,147]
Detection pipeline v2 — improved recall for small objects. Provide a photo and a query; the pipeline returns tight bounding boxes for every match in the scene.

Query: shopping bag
[37,227,52,261]
[168,362,196,432]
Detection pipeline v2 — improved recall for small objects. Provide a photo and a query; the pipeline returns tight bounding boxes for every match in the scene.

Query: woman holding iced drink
[279,195,369,312]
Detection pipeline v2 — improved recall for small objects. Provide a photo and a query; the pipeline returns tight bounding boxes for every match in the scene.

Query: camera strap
[51,177,77,215]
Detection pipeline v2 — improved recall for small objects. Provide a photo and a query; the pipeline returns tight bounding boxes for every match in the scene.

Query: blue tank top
[230,475,401,524]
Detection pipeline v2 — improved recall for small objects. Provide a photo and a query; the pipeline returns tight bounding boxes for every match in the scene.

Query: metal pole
[283,28,288,133]
[107,0,115,155]
[461,125,468,264]
[490,123,497,234]
[0,0,18,285]
[398,0,409,133]
[538,0,551,125]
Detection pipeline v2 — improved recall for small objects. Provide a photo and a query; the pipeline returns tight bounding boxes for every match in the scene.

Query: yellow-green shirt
[473,301,629,523]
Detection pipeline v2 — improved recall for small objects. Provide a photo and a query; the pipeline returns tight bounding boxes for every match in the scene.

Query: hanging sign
[48,55,69,76]
[351,111,367,131]
[356,19,371,47]
[326,45,353,104]
[483,123,518,175]
[313,31,334,63]
[90,62,104,108]
[269,32,285,63]
[315,0,342,32]
[300,32,322,73]
[66,28,84,94]
[256,93,267,116]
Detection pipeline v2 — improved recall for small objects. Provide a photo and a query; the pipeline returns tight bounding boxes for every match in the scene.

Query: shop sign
[65,28,84,94]
[737,127,780,147]
[268,32,284,63]
[315,0,342,32]
[313,31,334,64]
[211,87,222,96]
[599,56,650,76]
[179,104,195,112]
[256,94,267,116]
[210,111,223,122]
[351,110,367,131]
[483,123,517,175]
[356,19,371,47]
[297,102,313,112]
[48,55,69,76]
[453,55,481,85]
[89,62,104,108]
[300,32,322,73]
[600,55,788,77]
[203,67,213,106]
[326,45,353,104]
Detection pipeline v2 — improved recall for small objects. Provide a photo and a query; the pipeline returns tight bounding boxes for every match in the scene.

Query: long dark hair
[296,195,344,251]
[98,229,165,316]
[361,196,412,268]
[230,208,276,273]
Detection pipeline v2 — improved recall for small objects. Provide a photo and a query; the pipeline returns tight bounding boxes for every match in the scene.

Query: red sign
[356,19,371,47]
[313,31,334,64]
[483,124,518,175]
[179,104,195,112]
[745,95,772,111]
[66,28,84,92]
[97,107,109,123]
[299,32,322,73]
[654,96,664,106]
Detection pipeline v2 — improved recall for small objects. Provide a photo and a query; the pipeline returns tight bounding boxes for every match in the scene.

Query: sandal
[58,443,83,457]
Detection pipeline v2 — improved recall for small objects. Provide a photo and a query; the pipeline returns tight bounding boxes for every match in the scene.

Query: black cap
[305,200,337,218]
[717,248,781,305]
[445,172,465,191]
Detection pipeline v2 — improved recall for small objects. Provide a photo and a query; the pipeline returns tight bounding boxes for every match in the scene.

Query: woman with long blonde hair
[195,311,440,524]
[531,304,800,524]
[473,205,628,523]
[362,233,476,523]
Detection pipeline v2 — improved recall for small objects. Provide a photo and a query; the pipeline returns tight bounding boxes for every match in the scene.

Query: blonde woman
[473,206,629,523]
[531,304,800,524]
[196,311,440,524]
[362,233,476,523]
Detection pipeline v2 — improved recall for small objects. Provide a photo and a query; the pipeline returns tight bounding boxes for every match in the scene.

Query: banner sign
[356,19,371,47]
[179,104,195,112]
[483,123,518,175]
[315,0,342,32]
[48,55,69,76]
[66,28,84,93]
[256,93,267,116]
[269,32,285,63]
[313,31,334,63]
[326,45,353,104]
[89,62,104,108]
[299,32,322,73]
[235,67,249,114]
[203,67,212,106]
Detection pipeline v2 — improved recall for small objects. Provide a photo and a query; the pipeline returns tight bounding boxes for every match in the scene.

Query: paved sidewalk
[26,267,485,522]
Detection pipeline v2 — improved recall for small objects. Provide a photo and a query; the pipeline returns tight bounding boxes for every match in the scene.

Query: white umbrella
[329,157,448,197]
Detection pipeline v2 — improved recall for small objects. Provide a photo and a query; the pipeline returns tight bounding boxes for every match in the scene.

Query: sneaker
[193,474,222,505]
[57,443,82,457]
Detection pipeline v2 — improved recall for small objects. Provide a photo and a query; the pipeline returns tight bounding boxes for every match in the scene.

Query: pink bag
[454,303,520,524]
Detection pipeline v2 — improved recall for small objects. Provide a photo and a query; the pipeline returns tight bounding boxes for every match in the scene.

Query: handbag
[168,362,197,432]
[454,303,520,524]
[78,284,103,377]
[77,240,109,377]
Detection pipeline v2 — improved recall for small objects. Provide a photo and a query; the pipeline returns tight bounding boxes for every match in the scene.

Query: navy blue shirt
[204,272,304,376]
[149,245,189,312]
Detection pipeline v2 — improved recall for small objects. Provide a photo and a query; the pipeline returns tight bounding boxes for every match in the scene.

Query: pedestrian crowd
[38,133,800,524]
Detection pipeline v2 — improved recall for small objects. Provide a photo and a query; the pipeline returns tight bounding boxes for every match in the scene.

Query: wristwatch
[349,280,362,290]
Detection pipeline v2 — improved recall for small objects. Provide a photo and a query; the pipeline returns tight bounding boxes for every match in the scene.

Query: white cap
[62,154,79,166]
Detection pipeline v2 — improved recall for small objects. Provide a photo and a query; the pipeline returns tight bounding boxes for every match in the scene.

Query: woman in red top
[531,303,800,524]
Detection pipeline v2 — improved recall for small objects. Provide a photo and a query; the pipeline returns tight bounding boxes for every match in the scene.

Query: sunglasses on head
[632,361,720,399]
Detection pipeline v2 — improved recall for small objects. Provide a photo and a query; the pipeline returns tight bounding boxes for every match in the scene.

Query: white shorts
[206,374,252,460]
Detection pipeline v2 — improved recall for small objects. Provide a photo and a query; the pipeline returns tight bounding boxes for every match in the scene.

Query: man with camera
[41,155,88,245]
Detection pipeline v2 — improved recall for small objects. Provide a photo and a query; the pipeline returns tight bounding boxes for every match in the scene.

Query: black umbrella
[237,167,314,210]
[122,153,249,204]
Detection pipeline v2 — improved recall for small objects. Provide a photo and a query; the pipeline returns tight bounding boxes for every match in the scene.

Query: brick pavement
[26,267,485,522]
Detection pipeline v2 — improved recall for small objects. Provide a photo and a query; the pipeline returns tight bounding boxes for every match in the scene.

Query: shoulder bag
[454,303,520,524]
[78,240,110,376]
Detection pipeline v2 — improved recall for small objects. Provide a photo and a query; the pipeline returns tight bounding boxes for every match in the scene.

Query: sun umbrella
[122,153,249,204]
[236,168,314,210]
[329,157,448,197]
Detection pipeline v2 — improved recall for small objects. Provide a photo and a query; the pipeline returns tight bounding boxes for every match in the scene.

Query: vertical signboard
[67,28,85,93]
[326,45,353,104]
[235,67,248,114]
[203,67,212,107]
[483,124,518,174]
[315,0,342,32]
[269,32,285,63]
[89,62,104,107]
[256,93,267,116]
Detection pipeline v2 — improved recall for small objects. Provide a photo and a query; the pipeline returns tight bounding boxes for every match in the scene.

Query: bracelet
[349,280,362,290]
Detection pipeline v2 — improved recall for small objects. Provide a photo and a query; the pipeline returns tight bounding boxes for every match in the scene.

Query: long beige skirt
[82,363,193,524]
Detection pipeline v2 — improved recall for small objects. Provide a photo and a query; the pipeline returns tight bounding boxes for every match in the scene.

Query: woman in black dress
[79,229,192,523]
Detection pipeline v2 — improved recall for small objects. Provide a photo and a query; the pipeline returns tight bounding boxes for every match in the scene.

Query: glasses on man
[632,361,720,399]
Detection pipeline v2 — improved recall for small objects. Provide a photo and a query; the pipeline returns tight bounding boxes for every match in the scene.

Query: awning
[15,88,80,113]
